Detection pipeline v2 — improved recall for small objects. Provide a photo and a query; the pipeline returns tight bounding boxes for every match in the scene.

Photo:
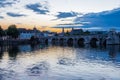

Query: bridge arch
[55,38,59,41]
[45,39,48,44]
[52,38,56,44]
[90,38,98,47]
[103,38,107,46]
[55,38,59,43]
[78,38,85,47]
[59,38,64,43]
[67,38,73,45]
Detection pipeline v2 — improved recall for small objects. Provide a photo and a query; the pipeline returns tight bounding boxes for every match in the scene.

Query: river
[0,44,120,80]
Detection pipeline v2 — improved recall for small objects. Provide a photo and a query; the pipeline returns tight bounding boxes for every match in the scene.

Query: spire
[33,25,37,30]
[62,27,64,36]
[72,27,74,31]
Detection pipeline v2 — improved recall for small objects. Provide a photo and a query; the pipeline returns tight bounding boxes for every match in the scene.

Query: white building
[18,27,43,39]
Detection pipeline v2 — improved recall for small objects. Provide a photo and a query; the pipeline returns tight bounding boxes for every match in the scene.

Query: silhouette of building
[70,29,83,35]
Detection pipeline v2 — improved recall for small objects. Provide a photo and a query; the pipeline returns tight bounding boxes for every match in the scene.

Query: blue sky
[0,0,120,31]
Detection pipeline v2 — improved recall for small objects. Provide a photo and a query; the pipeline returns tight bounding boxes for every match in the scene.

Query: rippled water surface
[0,44,120,80]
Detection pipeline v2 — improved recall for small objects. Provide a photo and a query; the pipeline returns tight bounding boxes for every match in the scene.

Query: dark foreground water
[0,44,120,80]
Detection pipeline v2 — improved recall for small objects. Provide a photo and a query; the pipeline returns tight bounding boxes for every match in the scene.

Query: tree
[84,30,90,35]
[79,29,84,35]
[30,36,35,41]
[7,25,20,38]
[54,33,58,36]
[0,26,5,37]
[65,30,70,36]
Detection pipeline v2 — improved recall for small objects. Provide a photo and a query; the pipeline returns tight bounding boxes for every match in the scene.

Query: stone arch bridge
[40,34,107,46]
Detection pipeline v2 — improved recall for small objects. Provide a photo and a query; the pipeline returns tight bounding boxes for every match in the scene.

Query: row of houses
[18,27,56,40]
[18,27,116,39]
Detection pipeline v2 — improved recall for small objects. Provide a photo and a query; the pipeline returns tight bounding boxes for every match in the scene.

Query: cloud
[53,22,83,28]
[56,12,79,19]
[16,22,22,24]
[7,12,26,17]
[74,7,120,30]
[0,0,19,8]
[26,2,49,15]
[0,16,4,19]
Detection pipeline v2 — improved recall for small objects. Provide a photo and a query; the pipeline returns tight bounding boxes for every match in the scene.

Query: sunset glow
[0,0,120,32]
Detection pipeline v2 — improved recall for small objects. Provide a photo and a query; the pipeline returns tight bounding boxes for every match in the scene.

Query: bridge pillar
[56,38,59,44]
[84,37,89,44]
[48,38,52,43]
[73,38,77,44]
[106,30,120,45]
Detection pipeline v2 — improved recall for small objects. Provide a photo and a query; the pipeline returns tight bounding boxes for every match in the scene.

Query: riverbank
[0,39,41,45]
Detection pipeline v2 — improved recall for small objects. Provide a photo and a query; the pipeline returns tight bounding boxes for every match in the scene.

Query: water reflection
[0,43,120,80]
[0,68,16,80]
[26,61,49,76]
[107,45,120,62]
[8,45,19,60]
[0,46,4,59]
[19,44,45,52]
[0,44,119,62]
[58,58,75,66]
[0,44,48,60]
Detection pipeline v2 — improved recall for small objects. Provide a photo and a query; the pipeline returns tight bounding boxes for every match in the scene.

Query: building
[70,29,83,35]
[106,29,120,45]
[90,31,108,35]
[18,27,43,39]
[42,31,56,37]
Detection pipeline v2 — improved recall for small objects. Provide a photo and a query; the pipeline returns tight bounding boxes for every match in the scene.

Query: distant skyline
[0,0,120,32]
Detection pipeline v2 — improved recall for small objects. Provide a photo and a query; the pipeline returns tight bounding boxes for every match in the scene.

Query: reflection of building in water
[8,45,19,60]
[0,45,20,60]
[0,44,48,60]
[30,44,40,51]
[19,45,32,52]
[19,44,46,52]
[75,45,120,62]
[107,45,119,61]
[0,46,4,59]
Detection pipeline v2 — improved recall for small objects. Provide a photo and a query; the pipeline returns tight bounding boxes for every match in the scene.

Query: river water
[0,44,120,80]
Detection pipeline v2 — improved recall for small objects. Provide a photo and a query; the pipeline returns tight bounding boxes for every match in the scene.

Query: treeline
[0,25,19,39]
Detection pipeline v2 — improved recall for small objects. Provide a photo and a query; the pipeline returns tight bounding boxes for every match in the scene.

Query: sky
[0,0,120,32]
